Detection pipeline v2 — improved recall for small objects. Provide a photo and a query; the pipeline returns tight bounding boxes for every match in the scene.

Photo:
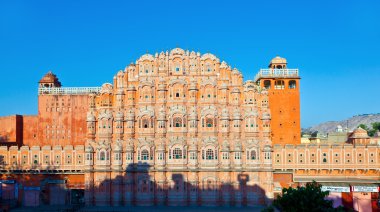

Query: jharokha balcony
[38,87,101,95]
[254,69,299,81]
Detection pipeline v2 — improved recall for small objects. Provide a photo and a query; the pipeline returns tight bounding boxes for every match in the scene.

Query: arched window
[141,117,149,128]
[274,80,285,89]
[173,148,182,159]
[141,150,149,160]
[86,153,93,160]
[251,150,257,160]
[173,117,182,127]
[264,80,271,89]
[205,63,212,72]
[206,149,214,160]
[206,118,213,128]
[99,151,106,160]
[289,80,296,89]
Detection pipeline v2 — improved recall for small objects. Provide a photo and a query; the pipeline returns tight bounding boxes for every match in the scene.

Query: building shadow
[85,163,268,207]
[1,162,268,208]
[0,163,84,209]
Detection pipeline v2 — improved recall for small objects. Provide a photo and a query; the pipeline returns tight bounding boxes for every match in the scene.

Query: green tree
[371,122,380,134]
[273,181,345,212]
[358,124,369,131]
[358,124,375,137]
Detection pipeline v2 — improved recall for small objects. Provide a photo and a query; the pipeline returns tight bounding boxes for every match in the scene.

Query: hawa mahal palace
[0,48,379,210]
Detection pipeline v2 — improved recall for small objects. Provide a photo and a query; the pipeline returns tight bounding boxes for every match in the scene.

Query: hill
[304,113,380,134]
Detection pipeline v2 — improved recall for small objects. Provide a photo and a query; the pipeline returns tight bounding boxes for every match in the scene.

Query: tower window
[264,80,271,89]
[274,80,285,89]
[289,80,296,89]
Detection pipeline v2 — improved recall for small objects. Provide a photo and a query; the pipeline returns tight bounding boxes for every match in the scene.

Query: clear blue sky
[0,0,379,128]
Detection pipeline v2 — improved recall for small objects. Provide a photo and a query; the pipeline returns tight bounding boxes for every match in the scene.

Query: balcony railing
[254,69,299,81]
[38,87,101,95]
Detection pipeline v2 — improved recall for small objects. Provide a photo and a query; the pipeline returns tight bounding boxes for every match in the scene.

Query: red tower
[255,56,301,145]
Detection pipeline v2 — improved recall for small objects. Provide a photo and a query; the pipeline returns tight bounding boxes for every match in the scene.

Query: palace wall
[0,115,23,146]
[36,95,89,146]
[22,115,38,146]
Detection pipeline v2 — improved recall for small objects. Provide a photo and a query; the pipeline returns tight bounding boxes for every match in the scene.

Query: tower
[255,56,300,145]
[37,71,89,146]
[38,71,62,88]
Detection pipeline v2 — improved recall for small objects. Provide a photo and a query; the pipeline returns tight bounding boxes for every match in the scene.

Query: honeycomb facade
[84,48,273,206]
[0,48,379,210]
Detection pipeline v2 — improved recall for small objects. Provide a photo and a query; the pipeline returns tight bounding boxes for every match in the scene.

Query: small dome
[350,127,369,138]
[39,71,62,87]
[138,53,154,62]
[170,48,185,55]
[354,127,367,134]
[270,56,287,64]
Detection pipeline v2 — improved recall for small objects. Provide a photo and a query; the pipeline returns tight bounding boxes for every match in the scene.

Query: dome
[39,71,61,87]
[270,56,287,64]
[170,48,185,55]
[350,127,369,138]
[138,53,154,62]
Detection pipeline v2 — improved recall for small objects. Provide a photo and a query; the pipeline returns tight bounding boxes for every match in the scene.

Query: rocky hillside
[304,113,380,134]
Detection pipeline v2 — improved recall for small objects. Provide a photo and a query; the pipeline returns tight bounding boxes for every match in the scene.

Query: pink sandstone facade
[0,48,379,210]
